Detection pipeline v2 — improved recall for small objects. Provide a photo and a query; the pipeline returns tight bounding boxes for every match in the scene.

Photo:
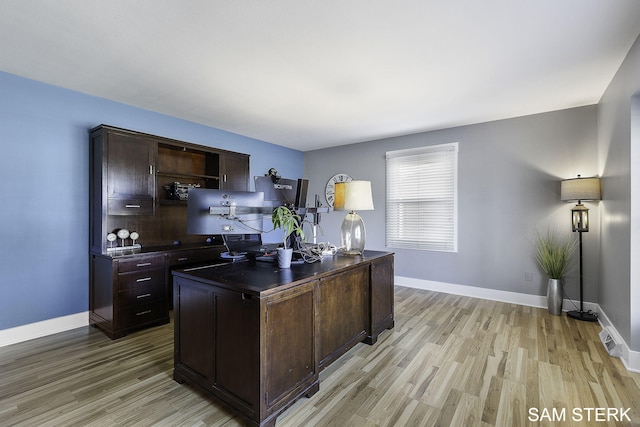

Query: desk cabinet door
[174,280,215,381]
[264,282,316,413]
[214,289,260,413]
[318,264,369,369]
[370,255,395,342]
[174,278,260,418]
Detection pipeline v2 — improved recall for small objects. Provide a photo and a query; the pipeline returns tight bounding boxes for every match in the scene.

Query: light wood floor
[1,286,639,426]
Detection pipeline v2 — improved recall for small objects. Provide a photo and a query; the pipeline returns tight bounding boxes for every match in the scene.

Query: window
[385,143,458,252]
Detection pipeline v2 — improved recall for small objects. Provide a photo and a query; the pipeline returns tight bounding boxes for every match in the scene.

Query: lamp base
[341,249,363,256]
[340,211,366,256]
[567,310,598,322]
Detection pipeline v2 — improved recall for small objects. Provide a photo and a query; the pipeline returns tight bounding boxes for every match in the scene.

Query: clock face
[325,173,352,206]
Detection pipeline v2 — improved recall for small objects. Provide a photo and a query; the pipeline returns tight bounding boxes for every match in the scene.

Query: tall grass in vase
[534,229,577,315]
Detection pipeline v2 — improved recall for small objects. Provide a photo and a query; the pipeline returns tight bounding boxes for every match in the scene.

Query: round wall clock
[325,173,352,206]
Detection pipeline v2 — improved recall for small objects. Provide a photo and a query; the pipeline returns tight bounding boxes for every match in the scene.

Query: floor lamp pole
[567,230,597,322]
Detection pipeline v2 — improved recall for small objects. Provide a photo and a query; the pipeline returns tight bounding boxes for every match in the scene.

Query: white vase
[277,248,293,269]
[547,278,563,316]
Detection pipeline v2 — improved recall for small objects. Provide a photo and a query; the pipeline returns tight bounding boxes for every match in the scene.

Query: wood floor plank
[2,285,640,426]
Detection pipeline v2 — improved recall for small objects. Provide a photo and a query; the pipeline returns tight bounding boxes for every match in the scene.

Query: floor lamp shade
[334,181,374,255]
[561,175,601,232]
[560,176,601,202]
[560,175,601,322]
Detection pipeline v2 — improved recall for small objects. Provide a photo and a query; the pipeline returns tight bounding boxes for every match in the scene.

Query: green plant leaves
[534,230,578,279]
[272,206,305,249]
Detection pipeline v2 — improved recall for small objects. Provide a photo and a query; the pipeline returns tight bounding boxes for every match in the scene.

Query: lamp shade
[334,181,374,211]
[560,176,601,202]
[334,181,346,210]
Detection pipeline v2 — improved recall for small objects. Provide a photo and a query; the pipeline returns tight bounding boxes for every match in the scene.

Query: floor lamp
[560,175,601,322]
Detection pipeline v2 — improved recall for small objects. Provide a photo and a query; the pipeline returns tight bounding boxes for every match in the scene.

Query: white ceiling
[1,1,639,151]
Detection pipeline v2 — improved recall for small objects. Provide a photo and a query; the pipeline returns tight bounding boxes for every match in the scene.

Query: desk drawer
[118,255,164,273]
[118,268,165,291]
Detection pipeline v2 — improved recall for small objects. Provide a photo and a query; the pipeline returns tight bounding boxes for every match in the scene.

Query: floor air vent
[599,328,621,357]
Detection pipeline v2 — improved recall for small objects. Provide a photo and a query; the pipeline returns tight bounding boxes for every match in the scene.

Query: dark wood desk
[172,251,394,427]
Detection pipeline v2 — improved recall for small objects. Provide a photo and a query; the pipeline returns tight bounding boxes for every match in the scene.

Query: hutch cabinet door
[220,152,249,191]
[106,130,156,215]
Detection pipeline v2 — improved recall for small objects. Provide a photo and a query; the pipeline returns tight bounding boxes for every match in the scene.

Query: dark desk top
[172,250,393,296]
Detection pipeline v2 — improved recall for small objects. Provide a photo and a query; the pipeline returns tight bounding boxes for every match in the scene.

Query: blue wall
[0,71,304,330]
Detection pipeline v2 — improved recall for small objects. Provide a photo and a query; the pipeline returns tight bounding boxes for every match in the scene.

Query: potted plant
[272,206,305,268]
[534,229,577,315]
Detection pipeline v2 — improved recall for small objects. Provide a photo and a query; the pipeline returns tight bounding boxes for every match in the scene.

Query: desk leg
[304,382,320,398]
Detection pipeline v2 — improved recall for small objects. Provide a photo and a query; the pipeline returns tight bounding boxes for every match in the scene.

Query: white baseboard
[595,308,640,373]
[395,276,640,373]
[0,312,89,348]
[396,276,549,308]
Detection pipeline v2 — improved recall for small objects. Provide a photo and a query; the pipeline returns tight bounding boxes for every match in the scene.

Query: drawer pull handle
[125,204,141,208]
[136,277,152,283]
[178,257,188,262]
[136,262,152,267]
[136,310,152,316]
[137,293,152,299]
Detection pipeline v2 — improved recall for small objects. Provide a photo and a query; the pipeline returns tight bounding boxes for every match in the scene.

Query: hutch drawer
[117,268,165,291]
[119,299,167,327]
[117,254,164,273]
[118,281,166,306]
[107,197,154,215]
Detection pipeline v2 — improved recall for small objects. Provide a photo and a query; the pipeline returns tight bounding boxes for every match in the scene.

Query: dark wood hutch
[89,125,250,339]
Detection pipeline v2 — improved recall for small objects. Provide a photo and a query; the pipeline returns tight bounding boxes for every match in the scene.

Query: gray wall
[597,33,640,351]
[304,106,599,300]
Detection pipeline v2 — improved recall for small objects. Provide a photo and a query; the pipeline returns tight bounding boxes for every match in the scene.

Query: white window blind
[386,143,458,252]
